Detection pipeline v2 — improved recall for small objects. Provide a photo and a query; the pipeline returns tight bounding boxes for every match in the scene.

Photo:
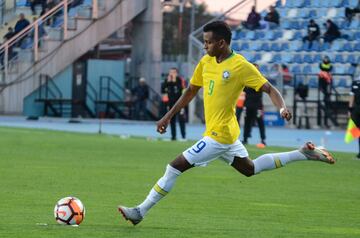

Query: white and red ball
[54,197,85,225]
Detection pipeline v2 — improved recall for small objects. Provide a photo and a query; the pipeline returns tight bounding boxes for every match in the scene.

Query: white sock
[137,164,181,217]
[253,150,306,174]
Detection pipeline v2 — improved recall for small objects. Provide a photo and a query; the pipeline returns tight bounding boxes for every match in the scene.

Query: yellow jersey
[190,52,267,144]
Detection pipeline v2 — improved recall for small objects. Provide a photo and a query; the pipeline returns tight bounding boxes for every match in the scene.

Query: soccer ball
[54,197,85,225]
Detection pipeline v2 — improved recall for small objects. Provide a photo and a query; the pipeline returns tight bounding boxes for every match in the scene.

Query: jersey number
[208,80,215,95]
[192,140,206,153]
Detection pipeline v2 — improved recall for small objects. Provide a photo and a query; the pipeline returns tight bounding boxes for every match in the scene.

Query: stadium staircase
[0,0,148,115]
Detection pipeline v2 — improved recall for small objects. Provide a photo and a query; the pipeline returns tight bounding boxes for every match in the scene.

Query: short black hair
[203,21,232,45]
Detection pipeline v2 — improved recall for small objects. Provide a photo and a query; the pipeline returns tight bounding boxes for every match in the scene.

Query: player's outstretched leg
[118,156,191,225]
[299,142,335,164]
[252,141,335,174]
[118,206,143,225]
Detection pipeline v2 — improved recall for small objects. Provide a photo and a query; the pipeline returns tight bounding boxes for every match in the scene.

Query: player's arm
[260,82,292,121]
[157,84,201,134]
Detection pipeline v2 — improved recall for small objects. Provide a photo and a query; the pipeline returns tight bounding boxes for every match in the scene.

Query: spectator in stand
[303,19,320,49]
[14,13,30,46]
[161,68,187,141]
[281,64,293,86]
[262,5,280,29]
[15,13,30,34]
[3,27,15,41]
[132,77,149,120]
[242,6,261,30]
[69,0,84,11]
[322,19,341,43]
[29,0,47,15]
[345,0,360,23]
[318,55,333,127]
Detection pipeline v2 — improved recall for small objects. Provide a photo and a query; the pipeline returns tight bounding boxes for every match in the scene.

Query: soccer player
[118,21,335,225]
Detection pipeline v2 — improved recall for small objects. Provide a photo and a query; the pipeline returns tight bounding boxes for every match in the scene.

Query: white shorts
[182,136,249,167]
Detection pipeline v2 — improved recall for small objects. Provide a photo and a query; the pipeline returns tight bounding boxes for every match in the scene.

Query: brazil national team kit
[183,52,268,166]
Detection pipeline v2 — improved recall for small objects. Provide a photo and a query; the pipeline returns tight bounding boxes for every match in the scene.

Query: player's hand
[156,118,169,134]
[281,108,292,121]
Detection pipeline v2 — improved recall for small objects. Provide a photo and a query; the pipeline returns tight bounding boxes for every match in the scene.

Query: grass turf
[0,126,358,238]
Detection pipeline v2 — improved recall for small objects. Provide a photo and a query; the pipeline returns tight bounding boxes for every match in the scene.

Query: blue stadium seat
[302,65,312,74]
[289,41,303,51]
[231,42,240,51]
[349,65,356,75]
[259,65,269,75]
[333,0,344,7]
[299,9,309,18]
[245,31,256,40]
[274,31,283,39]
[311,0,322,8]
[282,54,294,64]
[334,54,345,63]
[261,43,270,51]
[309,41,321,52]
[303,54,313,63]
[281,42,289,51]
[236,31,246,39]
[353,42,360,51]
[271,54,282,63]
[293,0,305,7]
[294,54,303,64]
[239,42,249,50]
[309,9,317,18]
[291,65,302,74]
[354,32,360,40]
[346,55,357,64]
[271,42,282,51]
[313,54,322,63]
[282,21,292,30]
[320,0,332,7]
[348,0,359,7]
[257,31,265,39]
[308,78,318,88]
[290,21,301,30]
[264,31,276,40]
[336,78,348,88]
[249,41,262,51]
[320,42,331,51]
[293,31,303,40]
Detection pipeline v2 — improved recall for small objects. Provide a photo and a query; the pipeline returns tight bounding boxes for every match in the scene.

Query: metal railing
[0,0,100,83]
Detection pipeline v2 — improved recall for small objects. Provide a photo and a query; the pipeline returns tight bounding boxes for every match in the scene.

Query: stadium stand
[231,0,359,88]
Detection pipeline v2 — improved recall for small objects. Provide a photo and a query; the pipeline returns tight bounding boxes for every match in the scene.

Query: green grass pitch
[0,126,359,238]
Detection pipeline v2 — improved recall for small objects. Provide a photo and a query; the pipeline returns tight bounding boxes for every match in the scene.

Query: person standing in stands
[262,5,280,29]
[303,19,320,49]
[322,19,341,43]
[349,76,360,159]
[242,64,266,147]
[132,77,149,120]
[162,68,187,141]
[318,56,333,127]
[242,6,261,30]
[29,0,47,15]
[345,0,360,23]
